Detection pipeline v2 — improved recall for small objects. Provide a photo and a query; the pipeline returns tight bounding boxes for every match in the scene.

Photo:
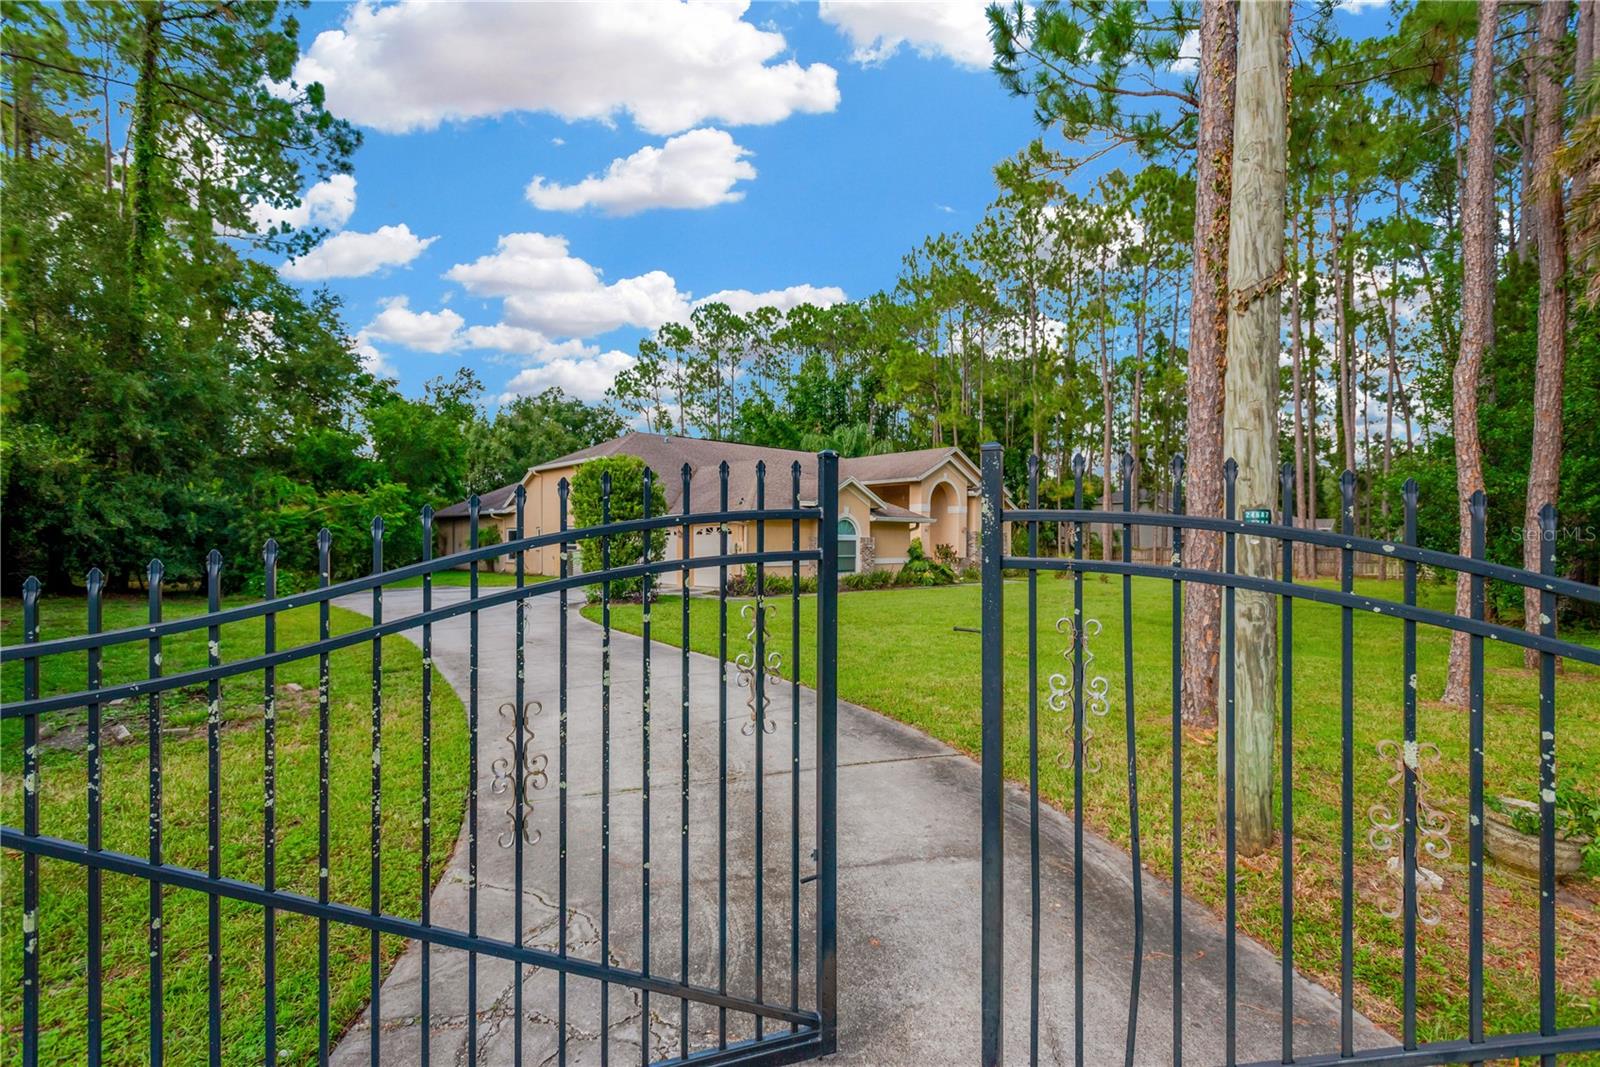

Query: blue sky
[272,1,1046,405]
[272,1,1387,408]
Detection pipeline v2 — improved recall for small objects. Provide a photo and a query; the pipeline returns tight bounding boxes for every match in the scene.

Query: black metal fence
[979,443,1600,1066]
[10,438,1600,1067]
[1,456,840,1067]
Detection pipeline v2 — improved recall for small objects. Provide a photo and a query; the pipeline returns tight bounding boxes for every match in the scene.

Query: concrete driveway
[331,585,1387,1065]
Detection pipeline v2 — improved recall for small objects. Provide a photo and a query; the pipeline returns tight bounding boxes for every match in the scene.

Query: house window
[837,517,858,573]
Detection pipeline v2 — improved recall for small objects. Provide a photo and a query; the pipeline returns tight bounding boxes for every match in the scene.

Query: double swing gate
[977,443,1600,1066]
[6,439,1600,1067]
[1,456,839,1067]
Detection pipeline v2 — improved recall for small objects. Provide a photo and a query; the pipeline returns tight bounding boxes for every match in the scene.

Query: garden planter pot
[1484,797,1591,881]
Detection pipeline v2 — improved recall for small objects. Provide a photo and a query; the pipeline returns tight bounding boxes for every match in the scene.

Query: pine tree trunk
[1382,187,1400,574]
[1220,0,1287,857]
[1523,0,1571,668]
[1305,210,1320,575]
[1290,211,1310,578]
[1330,195,1349,482]
[1099,260,1114,561]
[128,5,165,367]
[1182,0,1237,727]
[1518,53,1536,263]
[1131,257,1150,514]
[1342,195,1358,481]
[1443,0,1501,707]
[1573,1,1596,267]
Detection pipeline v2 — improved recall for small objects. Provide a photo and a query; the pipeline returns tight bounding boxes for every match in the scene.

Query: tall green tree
[466,387,625,492]
[366,370,482,506]
[2,1,363,589]
[1443,0,1501,705]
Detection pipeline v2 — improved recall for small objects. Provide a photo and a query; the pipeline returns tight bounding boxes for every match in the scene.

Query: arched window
[837,517,858,574]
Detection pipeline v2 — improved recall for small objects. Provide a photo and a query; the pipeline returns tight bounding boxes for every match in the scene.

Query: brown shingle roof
[538,433,820,511]
[841,446,971,484]
[434,480,522,519]
[531,432,972,516]
[436,435,991,524]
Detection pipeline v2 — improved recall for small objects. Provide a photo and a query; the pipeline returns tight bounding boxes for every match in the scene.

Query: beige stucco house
[433,480,522,571]
[434,433,994,588]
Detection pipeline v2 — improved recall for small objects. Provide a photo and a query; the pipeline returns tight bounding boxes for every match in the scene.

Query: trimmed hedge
[839,539,959,592]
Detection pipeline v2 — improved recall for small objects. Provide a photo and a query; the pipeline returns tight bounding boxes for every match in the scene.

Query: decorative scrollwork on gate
[735,599,781,736]
[1046,616,1109,772]
[492,700,549,847]
[1368,738,1451,925]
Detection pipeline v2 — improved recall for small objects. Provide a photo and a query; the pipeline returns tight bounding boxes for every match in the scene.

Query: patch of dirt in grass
[1293,852,1600,1038]
[36,684,321,752]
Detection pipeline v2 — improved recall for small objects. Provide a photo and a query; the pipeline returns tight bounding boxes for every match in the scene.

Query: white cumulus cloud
[251,173,358,233]
[526,128,756,216]
[445,233,845,363]
[354,335,395,378]
[461,323,601,361]
[498,350,638,405]
[361,296,464,353]
[1171,29,1200,73]
[694,284,847,314]
[445,232,690,338]
[819,0,995,69]
[281,223,437,281]
[294,1,839,135]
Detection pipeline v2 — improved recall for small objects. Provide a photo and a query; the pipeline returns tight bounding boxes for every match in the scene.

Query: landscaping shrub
[894,538,957,587]
[725,564,819,596]
[570,455,667,601]
[243,478,426,585]
[241,568,312,598]
[842,569,895,591]
[837,542,958,592]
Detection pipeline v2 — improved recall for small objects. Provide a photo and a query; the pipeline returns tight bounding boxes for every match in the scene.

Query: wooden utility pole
[1220,0,1287,856]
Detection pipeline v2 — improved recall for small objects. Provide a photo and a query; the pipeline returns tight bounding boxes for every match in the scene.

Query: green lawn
[588,577,1600,1046]
[0,592,467,1065]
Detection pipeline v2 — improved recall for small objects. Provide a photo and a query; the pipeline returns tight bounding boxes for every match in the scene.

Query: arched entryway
[926,480,961,558]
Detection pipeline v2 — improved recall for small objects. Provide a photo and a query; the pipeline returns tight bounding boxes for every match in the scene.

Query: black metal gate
[11,437,1600,1066]
[2,456,839,1067]
[977,443,1600,1066]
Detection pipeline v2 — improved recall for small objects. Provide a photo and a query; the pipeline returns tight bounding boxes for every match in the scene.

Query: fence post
[20,575,39,1067]
[980,442,1005,1067]
[815,450,839,1053]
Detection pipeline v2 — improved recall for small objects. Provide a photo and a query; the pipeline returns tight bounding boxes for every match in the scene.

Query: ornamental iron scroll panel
[736,599,782,737]
[492,700,549,848]
[0,455,841,1067]
[1045,616,1110,773]
[980,445,1600,1067]
[1369,738,1451,926]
